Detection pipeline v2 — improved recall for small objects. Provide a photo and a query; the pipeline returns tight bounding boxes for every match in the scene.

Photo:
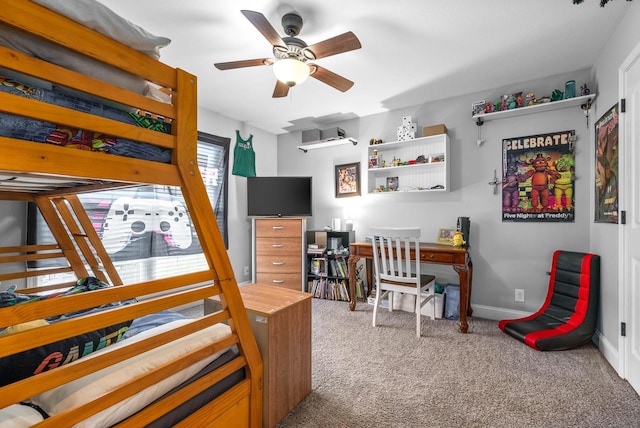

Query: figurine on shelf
[551,89,564,101]
[500,94,509,111]
[526,92,536,105]
[580,84,591,96]
[507,95,517,110]
[515,93,524,107]
[485,102,493,113]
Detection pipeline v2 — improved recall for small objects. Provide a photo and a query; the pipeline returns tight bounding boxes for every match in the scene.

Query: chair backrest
[370,227,422,285]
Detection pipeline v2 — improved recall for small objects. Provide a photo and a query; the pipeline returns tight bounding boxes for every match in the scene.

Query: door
[621,43,640,394]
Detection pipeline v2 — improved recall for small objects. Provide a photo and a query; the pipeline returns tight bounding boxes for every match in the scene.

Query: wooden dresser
[252,217,305,290]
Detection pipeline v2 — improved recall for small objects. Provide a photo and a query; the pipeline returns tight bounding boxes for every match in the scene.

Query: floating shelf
[473,94,596,125]
[297,138,358,152]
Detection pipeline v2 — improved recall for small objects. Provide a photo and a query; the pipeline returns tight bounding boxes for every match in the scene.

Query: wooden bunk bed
[0,1,262,426]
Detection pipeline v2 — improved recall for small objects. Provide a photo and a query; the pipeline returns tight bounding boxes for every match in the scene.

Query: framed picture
[386,176,399,191]
[335,162,361,198]
[437,228,456,246]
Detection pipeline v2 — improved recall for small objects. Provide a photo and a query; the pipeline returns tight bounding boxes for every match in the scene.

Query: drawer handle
[272,226,284,230]
[272,279,285,283]
[429,254,435,259]
[272,261,285,265]
[272,244,284,248]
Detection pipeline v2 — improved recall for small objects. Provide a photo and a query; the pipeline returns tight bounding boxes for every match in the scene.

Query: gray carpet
[276,298,640,428]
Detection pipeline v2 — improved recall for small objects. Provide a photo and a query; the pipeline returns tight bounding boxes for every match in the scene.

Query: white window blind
[29,132,229,287]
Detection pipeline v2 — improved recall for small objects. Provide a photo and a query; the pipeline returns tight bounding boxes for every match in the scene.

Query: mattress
[0,74,172,163]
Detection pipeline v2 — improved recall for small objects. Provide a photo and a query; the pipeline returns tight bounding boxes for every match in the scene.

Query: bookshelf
[305,230,363,301]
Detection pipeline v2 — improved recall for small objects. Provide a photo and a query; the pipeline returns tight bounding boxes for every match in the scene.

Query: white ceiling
[100,0,632,135]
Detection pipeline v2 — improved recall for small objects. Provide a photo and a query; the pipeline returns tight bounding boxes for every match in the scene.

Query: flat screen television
[247,176,312,217]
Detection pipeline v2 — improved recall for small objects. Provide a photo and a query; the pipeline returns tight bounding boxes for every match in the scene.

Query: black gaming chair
[499,250,600,351]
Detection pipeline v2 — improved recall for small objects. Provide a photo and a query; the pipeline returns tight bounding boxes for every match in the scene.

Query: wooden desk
[348,242,473,333]
[204,284,313,427]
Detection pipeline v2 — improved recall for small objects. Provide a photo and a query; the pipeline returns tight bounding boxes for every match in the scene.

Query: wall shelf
[367,134,449,194]
[297,138,358,152]
[473,94,596,125]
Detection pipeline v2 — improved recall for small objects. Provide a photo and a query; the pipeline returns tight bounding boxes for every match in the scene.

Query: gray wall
[0,201,27,290]
[277,69,592,322]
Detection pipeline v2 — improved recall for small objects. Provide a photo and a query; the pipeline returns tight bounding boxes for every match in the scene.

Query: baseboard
[470,304,531,321]
[594,328,621,375]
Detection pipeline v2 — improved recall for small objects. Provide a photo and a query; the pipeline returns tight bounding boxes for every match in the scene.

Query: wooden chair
[370,227,436,337]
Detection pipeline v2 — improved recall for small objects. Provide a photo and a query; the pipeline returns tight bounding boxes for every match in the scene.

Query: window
[28,132,229,286]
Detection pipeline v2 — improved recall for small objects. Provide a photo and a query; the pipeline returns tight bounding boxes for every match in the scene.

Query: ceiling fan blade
[214,58,271,70]
[241,10,286,47]
[310,65,354,92]
[307,31,361,59]
[273,80,290,98]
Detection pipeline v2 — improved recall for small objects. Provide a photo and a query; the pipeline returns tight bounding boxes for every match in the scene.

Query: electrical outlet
[515,289,525,303]
[243,266,250,276]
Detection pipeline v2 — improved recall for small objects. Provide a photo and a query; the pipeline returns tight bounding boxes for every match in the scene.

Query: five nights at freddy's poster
[502,130,576,223]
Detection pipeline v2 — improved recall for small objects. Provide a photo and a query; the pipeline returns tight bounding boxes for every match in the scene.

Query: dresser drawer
[256,237,302,255]
[256,273,302,290]
[255,218,302,238]
[256,255,302,273]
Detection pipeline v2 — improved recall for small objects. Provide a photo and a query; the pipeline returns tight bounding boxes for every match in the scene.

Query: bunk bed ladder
[35,194,123,286]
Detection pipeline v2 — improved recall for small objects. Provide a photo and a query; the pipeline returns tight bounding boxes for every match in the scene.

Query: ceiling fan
[214,10,362,98]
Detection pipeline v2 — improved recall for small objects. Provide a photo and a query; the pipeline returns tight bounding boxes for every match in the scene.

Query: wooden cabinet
[204,284,312,428]
[252,217,305,290]
[367,134,450,194]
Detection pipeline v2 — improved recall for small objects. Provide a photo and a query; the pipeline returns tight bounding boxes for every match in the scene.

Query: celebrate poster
[502,130,575,222]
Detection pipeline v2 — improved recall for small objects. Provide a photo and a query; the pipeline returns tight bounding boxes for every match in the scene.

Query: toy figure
[520,153,561,212]
[526,92,536,105]
[580,84,591,96]
[485,102,493,113]
[551,89,564,101]
[452,231,466,247]
[500,94,509,111]
[553,154,575,211]
[507,95,517,109]
[502,163,524,212]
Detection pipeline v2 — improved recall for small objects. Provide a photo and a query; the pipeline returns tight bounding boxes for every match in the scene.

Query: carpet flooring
[275,298,640,428]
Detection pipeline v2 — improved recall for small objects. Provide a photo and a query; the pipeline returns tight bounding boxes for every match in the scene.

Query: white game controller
[102,197,193,254]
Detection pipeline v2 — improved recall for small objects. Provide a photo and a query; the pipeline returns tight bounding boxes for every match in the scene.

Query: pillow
[0,23,148,94]
[0,319,49,336]
[0,277,136,386]
[0,404,44,428]
[0,318,132,387]
[31,321,233,428]
[31,0,171,59]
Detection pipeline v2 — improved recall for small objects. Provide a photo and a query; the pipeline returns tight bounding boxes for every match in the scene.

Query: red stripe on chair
[498,250,562,332]
[523,253,596,350]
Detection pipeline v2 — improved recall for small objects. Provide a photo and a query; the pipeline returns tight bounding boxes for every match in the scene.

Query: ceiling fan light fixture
[273,58,310,87]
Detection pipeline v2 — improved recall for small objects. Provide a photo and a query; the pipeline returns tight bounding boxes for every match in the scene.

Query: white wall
[197,106,278,282]
[278,69,592,322]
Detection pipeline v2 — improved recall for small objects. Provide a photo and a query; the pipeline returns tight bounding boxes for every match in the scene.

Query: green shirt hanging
[232,130,256,177]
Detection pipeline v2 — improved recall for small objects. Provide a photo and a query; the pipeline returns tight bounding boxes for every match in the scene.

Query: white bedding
[24,319,232,428]
[0,0,171,96]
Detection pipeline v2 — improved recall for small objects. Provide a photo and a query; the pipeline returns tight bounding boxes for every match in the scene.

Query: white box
[391,292,443,319]
[402,116,413,125]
